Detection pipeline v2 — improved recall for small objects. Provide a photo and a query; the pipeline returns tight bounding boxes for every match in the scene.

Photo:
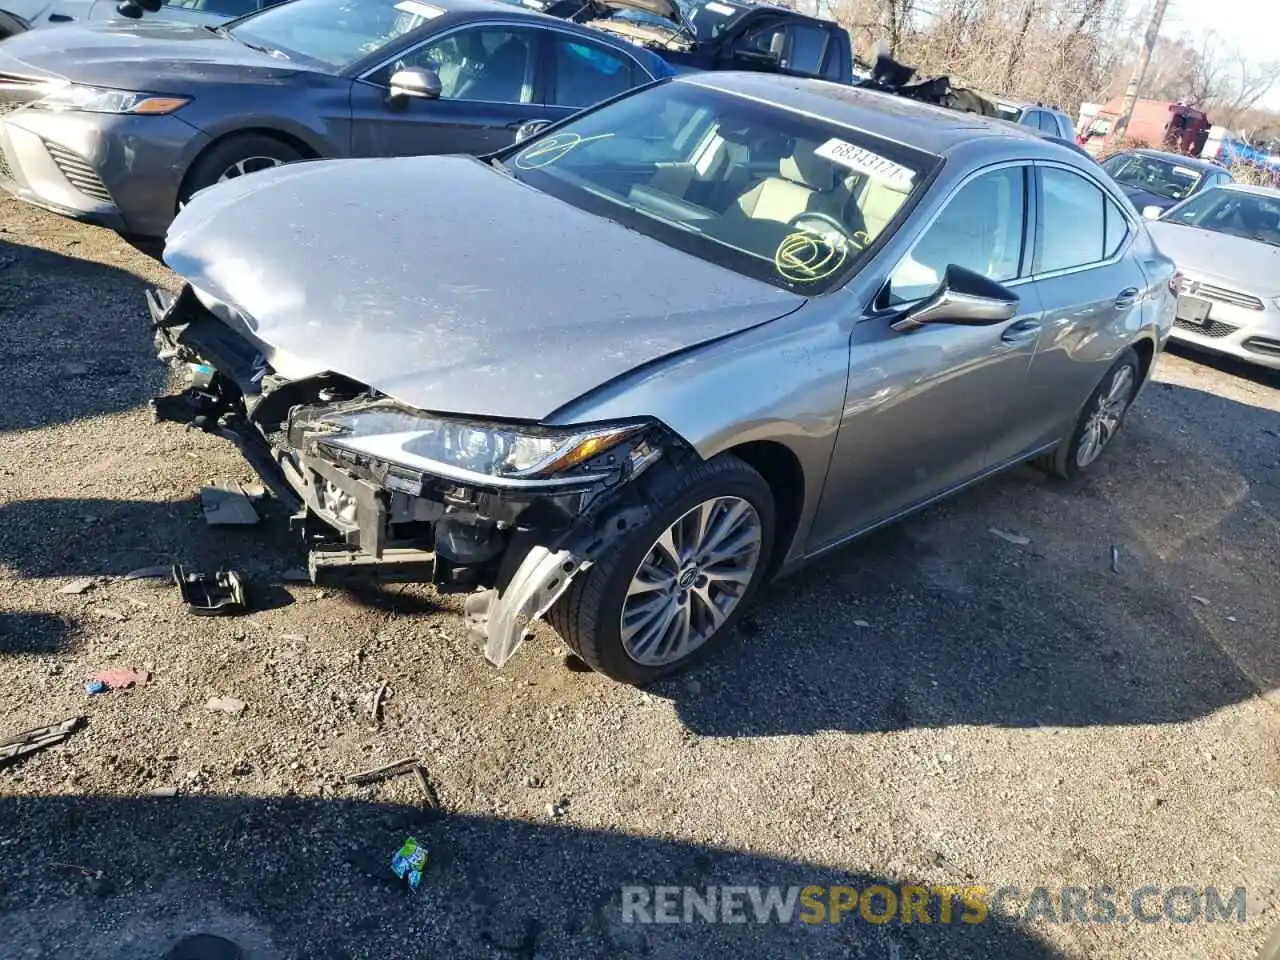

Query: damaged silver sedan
[151,71,1175,684]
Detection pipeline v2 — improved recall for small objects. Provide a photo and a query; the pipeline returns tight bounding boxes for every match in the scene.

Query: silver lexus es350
[150,71,1177,685]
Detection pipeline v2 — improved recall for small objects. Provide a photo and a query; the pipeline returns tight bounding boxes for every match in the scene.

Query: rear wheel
[1042,347,1140,480]
[179,133,304,208]
[549,455,775,685]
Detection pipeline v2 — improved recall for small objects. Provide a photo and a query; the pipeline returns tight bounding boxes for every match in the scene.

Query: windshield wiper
[489,156,511,176]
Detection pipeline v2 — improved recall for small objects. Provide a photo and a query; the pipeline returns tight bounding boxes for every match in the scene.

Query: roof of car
[1121,148,1222,172]
[684,71,1049,156]
[1215,182,1280,197]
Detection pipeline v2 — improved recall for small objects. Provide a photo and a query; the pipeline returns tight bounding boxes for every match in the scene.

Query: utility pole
[1110,0,1170,141]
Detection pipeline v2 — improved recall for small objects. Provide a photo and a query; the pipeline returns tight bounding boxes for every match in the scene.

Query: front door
[810,164,1042,548]
[349,23,545,158]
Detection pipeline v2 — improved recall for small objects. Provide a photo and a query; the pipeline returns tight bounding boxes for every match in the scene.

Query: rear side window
[783,24,828,76]
[550,37,640,109]
[164,0,259,14]
[1037,167,1107,273]
[1104,195,1130,257]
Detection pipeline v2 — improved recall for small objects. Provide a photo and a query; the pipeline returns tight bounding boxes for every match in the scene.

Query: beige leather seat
[859,177,912,241]
[730,150,843,225]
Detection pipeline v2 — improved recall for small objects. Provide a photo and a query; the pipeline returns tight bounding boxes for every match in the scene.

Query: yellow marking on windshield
[774,228,865,283]
[514,132,616,170]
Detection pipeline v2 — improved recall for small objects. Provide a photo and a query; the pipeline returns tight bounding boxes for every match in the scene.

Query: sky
[1152,0,1280,109]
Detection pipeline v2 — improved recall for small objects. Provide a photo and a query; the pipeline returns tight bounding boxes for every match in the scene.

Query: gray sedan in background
[1146,183,1280,370]
[151,72,1176,684]
[0,0,672,236]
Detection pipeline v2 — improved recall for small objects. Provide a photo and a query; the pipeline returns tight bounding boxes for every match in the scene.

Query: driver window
[888,166,1026,303]
[392,27,536,104]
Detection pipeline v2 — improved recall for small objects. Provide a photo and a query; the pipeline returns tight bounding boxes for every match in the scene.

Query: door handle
[1114,287,1140,309]
[1000,319,1041,346]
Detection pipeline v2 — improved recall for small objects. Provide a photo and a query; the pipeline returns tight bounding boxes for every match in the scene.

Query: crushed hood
[0,21,306,89]
[1147,221,1280,298]
[164,156,804,422]
[585,0,683,24]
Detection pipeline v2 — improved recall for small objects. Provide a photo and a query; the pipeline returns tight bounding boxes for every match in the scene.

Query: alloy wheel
[217,156,285,182]
[1076,364,1135,468]
[620,496,763,667]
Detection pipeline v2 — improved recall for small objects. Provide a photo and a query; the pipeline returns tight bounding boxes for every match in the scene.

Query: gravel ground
[0,198,1278,960]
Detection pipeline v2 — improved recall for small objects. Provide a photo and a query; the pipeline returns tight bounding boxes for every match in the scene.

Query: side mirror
[514,118,553,143]
[1142,205,1163,220]
[891,264,1019,332]
[388,67,441,103]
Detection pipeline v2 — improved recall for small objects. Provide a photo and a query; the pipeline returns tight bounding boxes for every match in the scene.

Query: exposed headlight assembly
[34,82,189,115]
[310,402,650,488]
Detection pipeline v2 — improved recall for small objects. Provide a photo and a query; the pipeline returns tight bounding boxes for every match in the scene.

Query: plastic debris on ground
[57,577,101,595]
[85,667,150,694]
[989,527,1032,546]
[173,565,247,616]
[344,757,420,786]
[391,837,429,890]
[205,697,247,716]
[0,717,86,769]
[122,565,172,581]
[200,481,261,526]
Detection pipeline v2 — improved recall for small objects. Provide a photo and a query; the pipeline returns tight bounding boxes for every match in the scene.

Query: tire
[179,133,304,207]
[549,454,776,685]
[1042,347,1140,480]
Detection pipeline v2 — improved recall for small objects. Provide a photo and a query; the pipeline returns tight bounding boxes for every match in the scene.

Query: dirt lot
[0,197,1278,960]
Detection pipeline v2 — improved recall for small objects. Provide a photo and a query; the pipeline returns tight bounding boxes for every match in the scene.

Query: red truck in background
[1080,97,1212,156]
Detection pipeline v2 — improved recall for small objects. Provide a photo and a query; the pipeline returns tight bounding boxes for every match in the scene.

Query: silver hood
[1147,221,1280,298]
[164,156,804,421]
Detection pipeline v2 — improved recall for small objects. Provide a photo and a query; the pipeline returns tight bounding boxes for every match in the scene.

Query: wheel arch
[177,126,324,206]
[1130,333,1157,385]
[718,439,807,577]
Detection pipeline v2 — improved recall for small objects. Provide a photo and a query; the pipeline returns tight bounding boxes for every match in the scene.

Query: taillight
[1168,271,1183,296]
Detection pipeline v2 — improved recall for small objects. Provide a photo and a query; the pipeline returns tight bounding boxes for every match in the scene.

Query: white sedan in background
[1145,184,1280,371]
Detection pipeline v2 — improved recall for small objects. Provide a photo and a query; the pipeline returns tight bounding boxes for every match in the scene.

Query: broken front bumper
[148,286,659,666]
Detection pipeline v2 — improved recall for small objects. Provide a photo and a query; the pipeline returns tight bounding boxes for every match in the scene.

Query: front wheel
[1042,347,1140,480]
[549,454,776,685]
[179,134,304,208]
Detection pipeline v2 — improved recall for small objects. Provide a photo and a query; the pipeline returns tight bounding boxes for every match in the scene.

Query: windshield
[1162,189,1280,246]
[1103,153,1202,202]
[502,82,939,293]
[677,0,746,40]
[229,0,447,71]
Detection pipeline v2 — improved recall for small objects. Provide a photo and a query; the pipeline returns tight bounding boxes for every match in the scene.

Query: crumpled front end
[149,285,673,666]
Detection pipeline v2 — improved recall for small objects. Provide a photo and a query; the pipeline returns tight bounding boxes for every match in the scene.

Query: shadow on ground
[0,791,1061,959]
[0,611,79,655]
[1166,341,1280,390]
[0,238,163,433]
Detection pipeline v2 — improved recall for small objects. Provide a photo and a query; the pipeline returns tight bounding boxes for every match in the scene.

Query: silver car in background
[1144,184,1280,370]
[151,72,1176,685]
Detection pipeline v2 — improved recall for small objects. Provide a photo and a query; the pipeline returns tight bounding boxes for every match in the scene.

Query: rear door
[349,22,546,157]
[1005,162,1151,456]
[541,31,653,123]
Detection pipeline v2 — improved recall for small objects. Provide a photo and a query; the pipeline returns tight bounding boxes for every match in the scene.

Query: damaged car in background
[151,72,1175,685]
